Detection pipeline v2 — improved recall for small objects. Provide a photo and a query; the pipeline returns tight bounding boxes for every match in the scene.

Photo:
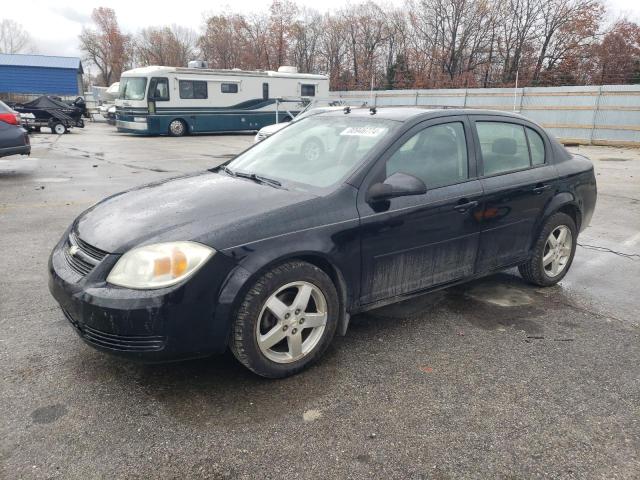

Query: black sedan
[49,108,597,378]
[0,100,30,158]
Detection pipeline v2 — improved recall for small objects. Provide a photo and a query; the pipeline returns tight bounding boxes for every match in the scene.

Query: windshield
[119,77,147,100]
[227,116,398,188]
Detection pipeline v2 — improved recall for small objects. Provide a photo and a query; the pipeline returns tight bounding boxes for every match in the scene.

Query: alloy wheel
[256,281,328,364]
[543,225,573,277]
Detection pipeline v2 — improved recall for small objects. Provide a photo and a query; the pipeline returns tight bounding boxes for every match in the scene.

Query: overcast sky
[4,0,640,59]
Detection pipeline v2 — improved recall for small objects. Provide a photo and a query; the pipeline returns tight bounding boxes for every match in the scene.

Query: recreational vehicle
[115,65,329,136]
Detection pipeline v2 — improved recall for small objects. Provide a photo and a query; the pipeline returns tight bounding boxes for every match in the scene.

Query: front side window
[386,122,469,188]
[227,116,399,188]
[476,122,531,176]
[526,127,545,165]
[179,80,208,99]
[148,77,169,101]
[221,83,238,93]
[119,77,147,100]
[301,84,316,96]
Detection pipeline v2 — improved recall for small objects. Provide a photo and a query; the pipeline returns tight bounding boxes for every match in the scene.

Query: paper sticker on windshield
[340,126,387,137]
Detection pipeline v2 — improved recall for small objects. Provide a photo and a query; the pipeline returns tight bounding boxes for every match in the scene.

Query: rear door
[357,116,483,305]
[470,116,558,271]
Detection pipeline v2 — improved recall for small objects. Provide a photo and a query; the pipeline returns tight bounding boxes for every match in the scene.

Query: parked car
[0,100,30,158]
[48,108,596,378]
[255,104,344,144]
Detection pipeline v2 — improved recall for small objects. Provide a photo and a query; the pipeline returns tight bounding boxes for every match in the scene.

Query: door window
[385,122,469,188]
[148,77,169,101]
[263,83,269,100]
[476,122,531,175]
[179,80,208,99]
[526,127,545,165]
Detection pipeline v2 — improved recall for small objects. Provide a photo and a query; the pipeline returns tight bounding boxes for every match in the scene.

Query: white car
[254,106,345,144]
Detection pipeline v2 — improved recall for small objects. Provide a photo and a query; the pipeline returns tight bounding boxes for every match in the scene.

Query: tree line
[74,0,640,89]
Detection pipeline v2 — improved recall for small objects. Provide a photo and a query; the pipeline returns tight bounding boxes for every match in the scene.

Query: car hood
[74,171,318,254]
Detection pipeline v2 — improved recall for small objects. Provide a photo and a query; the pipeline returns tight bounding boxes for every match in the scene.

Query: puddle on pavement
[464,283,533,307]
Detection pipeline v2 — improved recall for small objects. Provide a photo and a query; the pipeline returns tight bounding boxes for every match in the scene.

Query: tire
[52,123,66,135]
[168,119,187,137]
[519,212,577,286]
[230,261,339,378]
[301,137,324,162]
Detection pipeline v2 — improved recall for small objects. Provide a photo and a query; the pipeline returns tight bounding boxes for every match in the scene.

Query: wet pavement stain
[31,404,68,424]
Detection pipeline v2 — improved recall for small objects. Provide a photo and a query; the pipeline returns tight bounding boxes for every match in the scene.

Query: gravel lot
[1,122,639,479]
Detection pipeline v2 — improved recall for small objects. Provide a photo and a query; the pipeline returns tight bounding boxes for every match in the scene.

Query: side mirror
[367,172,427,203]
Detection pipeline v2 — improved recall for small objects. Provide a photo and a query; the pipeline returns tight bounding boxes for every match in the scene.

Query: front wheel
[519,212,577,286]
[230,261,339,378]
[168,119,187,137]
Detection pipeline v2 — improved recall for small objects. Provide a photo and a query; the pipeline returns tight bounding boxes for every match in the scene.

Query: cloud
[50,7,91,24]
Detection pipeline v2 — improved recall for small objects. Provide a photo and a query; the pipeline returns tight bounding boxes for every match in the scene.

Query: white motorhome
[115,65,329,136]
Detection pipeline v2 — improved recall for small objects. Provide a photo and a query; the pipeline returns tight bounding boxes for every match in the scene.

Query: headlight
[107,241,215,289]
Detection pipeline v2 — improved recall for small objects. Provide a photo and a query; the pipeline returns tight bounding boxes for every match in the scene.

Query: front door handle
[454,200,479,213]
[532,183,551,194]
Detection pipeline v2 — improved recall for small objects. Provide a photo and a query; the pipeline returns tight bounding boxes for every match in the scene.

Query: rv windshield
[226,116,399,188]
[119,77,147,101]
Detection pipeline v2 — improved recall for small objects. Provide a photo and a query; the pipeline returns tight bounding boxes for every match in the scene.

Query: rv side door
[148,77,170,113]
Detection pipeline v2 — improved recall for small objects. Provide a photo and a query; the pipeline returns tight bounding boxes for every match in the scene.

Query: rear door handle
[453,200,479,213]
[532,183,551,194]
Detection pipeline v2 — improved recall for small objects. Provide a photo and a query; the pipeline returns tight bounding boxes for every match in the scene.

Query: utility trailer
[11,96,85,134]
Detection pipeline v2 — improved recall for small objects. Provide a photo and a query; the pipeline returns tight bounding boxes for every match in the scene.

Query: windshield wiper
[234,171,284,188]
[217,164,236,176]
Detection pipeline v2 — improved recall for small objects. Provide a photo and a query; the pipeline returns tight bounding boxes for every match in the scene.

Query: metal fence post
[463,88,468,108]
[590,86,602,145]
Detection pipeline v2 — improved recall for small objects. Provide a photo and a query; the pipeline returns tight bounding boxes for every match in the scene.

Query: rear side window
[476,122,530,176]
[386,122,469,188]
[221,83,238,93]
[526,127,545,165]
[179,80,208,99]
[301,84,316,96]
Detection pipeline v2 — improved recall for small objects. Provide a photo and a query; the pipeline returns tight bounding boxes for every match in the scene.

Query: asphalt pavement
[1,122,638,479]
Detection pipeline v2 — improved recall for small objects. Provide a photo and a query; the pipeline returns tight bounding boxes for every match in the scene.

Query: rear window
[301,84,316,96]
[221,83,238,93]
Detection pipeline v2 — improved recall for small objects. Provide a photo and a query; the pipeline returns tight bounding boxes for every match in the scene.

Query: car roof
[318,106,530,123]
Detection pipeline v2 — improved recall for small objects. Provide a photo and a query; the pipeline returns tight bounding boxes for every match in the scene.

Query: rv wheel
[169,119,187,137]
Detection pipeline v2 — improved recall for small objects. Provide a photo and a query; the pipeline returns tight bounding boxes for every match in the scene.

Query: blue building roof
[0,54,83,73]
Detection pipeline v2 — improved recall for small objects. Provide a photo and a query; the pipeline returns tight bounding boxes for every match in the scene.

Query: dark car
[48,108,597,378]
[0,100,30,158]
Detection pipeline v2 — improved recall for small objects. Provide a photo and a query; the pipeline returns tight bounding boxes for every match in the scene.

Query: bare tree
[0,19,33,54]
[79,7,131,86]
[136,25,197,67]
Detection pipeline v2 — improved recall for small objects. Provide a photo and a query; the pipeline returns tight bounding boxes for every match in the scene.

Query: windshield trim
[223,116,401,193]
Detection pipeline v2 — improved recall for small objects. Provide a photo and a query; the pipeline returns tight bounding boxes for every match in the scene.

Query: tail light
[0,111,21,125]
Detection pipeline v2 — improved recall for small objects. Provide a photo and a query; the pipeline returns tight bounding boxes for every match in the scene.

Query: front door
[471,117,558,271]
[357,117,483,305]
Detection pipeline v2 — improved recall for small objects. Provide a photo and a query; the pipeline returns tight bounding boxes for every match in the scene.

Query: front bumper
[116,119,148,132]
[48,232,239,362]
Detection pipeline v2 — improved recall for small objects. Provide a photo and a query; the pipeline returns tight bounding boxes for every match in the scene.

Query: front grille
[62,308,166,352]
[63,232,108,277]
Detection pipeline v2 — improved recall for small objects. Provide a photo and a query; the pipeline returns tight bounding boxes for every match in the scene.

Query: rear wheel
[519,212,577,286]
[52,123,66,135]
[168,119,187,137]
[230,261,338,378]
